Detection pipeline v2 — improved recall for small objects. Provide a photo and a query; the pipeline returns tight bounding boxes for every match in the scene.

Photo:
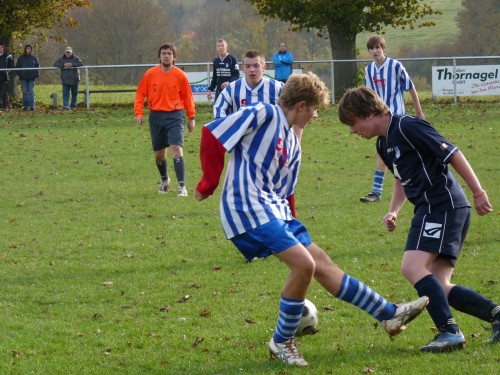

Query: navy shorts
[149,110,184,151]
[230,219,313,262]
[405,207,471,266]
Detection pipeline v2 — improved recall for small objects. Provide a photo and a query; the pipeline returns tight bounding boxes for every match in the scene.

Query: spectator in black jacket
[16,44,40,111]
[53,46,83,110]
[207,39,239,102]
[0,43,14,111]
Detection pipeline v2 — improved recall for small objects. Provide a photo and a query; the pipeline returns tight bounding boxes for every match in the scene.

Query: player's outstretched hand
[474,191,493,216]
[383,213,397,232]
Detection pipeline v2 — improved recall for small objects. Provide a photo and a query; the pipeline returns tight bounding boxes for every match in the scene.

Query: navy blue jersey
[377,115,470,214]
[208,54,240,97]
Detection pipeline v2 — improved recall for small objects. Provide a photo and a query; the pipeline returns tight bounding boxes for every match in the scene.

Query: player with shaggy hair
[338,86,498,352]
[195,73,429,367]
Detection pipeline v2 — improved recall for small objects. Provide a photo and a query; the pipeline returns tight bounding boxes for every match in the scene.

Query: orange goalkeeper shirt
[134,65,196,119]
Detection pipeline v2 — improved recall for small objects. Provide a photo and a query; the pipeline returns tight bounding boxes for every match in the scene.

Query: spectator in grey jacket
[53,46,83,110]
[16,44,40,110]
[0,42,14,111]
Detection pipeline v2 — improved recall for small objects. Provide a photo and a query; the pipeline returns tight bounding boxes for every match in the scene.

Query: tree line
[4,0,498,97]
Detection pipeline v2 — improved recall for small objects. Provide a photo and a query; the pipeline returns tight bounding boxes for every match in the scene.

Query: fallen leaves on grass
[12,350,24,357]
[192,337,205,347]
[177,295,191,302]
[200,308,211,317]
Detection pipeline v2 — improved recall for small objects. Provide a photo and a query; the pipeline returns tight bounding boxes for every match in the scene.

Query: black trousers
[0,81,9,109]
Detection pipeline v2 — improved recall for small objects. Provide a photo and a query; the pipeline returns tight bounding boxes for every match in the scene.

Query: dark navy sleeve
[208,58,217,92]
[376,136,392,172]
[230,56,240,82]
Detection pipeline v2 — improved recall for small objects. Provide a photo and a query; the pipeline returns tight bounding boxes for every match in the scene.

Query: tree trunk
[327,28,358,100]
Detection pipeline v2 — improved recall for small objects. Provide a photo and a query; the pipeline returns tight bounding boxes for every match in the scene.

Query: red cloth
[196,126,297,218]
[287,193,296,218]
[196,126,226,196]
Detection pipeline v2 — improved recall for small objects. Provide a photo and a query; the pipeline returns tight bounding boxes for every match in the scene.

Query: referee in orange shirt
[134,43,196,197]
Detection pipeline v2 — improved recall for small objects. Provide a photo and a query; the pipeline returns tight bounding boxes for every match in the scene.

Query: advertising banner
[432,65,500,96]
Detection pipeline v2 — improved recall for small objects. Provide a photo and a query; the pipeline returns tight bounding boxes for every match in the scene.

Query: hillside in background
[356,0,462,58]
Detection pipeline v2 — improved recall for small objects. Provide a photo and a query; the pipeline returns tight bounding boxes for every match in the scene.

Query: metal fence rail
[4,56,499,109]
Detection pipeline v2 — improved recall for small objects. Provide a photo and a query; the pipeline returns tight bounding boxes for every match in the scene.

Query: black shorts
[405,207,471,266]
[149,110,184,151]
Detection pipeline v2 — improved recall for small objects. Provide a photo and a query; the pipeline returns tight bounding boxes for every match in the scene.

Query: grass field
[357,0,463,55]
[0,100,498,374]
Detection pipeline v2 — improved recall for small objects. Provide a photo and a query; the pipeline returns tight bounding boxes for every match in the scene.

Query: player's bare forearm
[409,88,425,119]
[450,151,493,215]
[384,179,406,231]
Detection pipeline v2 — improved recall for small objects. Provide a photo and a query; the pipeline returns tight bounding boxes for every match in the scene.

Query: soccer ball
[296,299,319,335]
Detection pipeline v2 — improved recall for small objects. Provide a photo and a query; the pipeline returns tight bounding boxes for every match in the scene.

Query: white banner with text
[432,65,500,96]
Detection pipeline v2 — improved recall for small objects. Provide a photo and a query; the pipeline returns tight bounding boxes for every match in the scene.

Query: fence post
[51,93,58,107]
[330,61,335,105]
[207,63,212,105]
[84,67,90,110]
[452,59,457,105]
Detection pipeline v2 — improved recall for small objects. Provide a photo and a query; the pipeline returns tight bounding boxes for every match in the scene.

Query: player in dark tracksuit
[0,43,14,110]
[207,39,239,102]
[338,86,498,353]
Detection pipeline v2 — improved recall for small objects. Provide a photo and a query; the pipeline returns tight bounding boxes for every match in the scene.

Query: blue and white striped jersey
[377,115,469,214]
[365,57,414,115]
[206,102,300,239]
[213,77,284,118]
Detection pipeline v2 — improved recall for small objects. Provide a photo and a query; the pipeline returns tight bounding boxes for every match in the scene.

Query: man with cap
[53,47,84,110]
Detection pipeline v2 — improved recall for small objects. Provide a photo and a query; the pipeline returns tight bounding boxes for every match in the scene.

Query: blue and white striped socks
[336,273,396,322]
[372,169,385,197]
[273,296,305,343]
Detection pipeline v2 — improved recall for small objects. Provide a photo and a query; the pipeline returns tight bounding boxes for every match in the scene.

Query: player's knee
[400,262,414,281]
[296,258,315,280]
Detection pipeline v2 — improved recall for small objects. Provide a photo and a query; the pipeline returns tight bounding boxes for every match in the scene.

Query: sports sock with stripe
[371,169,385,196]
[156,159,168,181]
[173,156,185,187]
[336,273,396,322]
[273,296,304,343]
